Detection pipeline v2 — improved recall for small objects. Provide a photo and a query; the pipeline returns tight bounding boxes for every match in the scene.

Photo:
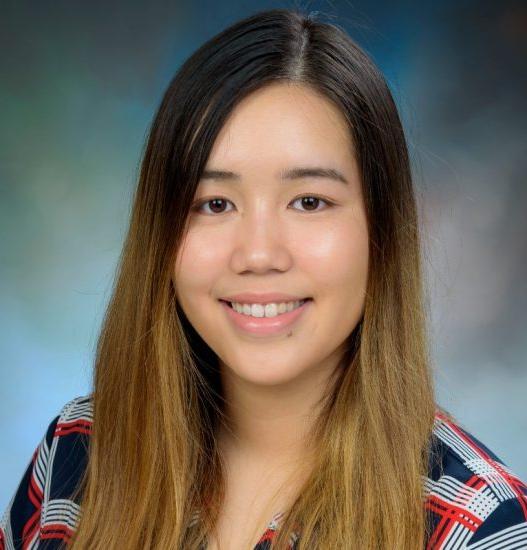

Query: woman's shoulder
[51,393,94,433]
[43,393,93,499]
[49,393,93,459]
[44,394,94,468]
[425,409,527,548]
[0,394,93,549]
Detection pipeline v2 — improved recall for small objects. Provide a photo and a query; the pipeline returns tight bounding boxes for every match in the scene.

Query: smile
[219,298,313,336]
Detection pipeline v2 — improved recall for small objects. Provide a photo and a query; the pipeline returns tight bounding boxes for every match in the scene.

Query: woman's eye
[192,196,334,215]
[192,198,234,215]
[290,196,333,212]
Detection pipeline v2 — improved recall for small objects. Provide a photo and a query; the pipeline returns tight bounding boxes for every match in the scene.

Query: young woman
[2,8,526,550]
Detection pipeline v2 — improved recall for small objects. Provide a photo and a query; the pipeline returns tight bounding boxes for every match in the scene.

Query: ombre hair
[67,8,453,549]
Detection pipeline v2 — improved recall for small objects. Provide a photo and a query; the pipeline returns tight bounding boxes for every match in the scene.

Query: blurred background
[1,0,525,510]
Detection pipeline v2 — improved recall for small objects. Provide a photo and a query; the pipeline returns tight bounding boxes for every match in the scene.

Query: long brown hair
[68,8,451,549]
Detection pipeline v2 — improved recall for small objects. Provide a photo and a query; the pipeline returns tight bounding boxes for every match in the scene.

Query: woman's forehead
[205,82,354,166]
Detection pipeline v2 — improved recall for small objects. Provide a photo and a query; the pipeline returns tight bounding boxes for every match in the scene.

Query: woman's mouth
[219,298,313,336]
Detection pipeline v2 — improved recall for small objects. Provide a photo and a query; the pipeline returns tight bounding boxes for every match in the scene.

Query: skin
[173,82,369,544]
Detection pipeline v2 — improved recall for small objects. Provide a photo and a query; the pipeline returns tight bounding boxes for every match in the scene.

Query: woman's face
[174,82,369,387]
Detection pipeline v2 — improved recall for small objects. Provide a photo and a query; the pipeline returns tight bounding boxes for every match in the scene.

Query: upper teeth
[230,300,306,318]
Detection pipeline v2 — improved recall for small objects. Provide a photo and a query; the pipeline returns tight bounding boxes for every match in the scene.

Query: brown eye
[192,198,234,215]
[291,195,333,212]
[208,198,229,214]
[301,197,320,211]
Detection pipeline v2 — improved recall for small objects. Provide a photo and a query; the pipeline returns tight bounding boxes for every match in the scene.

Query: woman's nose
[231,209,292,273]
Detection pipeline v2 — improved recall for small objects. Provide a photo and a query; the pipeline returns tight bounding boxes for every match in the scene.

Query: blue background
[1,0,526,510]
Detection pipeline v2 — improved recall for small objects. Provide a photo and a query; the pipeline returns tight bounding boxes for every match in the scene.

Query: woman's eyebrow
[200,166,349,185]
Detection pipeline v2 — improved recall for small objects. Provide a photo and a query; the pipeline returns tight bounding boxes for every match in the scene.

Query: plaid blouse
[1,395,526,549]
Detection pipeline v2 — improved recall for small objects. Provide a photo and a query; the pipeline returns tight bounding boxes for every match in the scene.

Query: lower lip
[219,299,312,336]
